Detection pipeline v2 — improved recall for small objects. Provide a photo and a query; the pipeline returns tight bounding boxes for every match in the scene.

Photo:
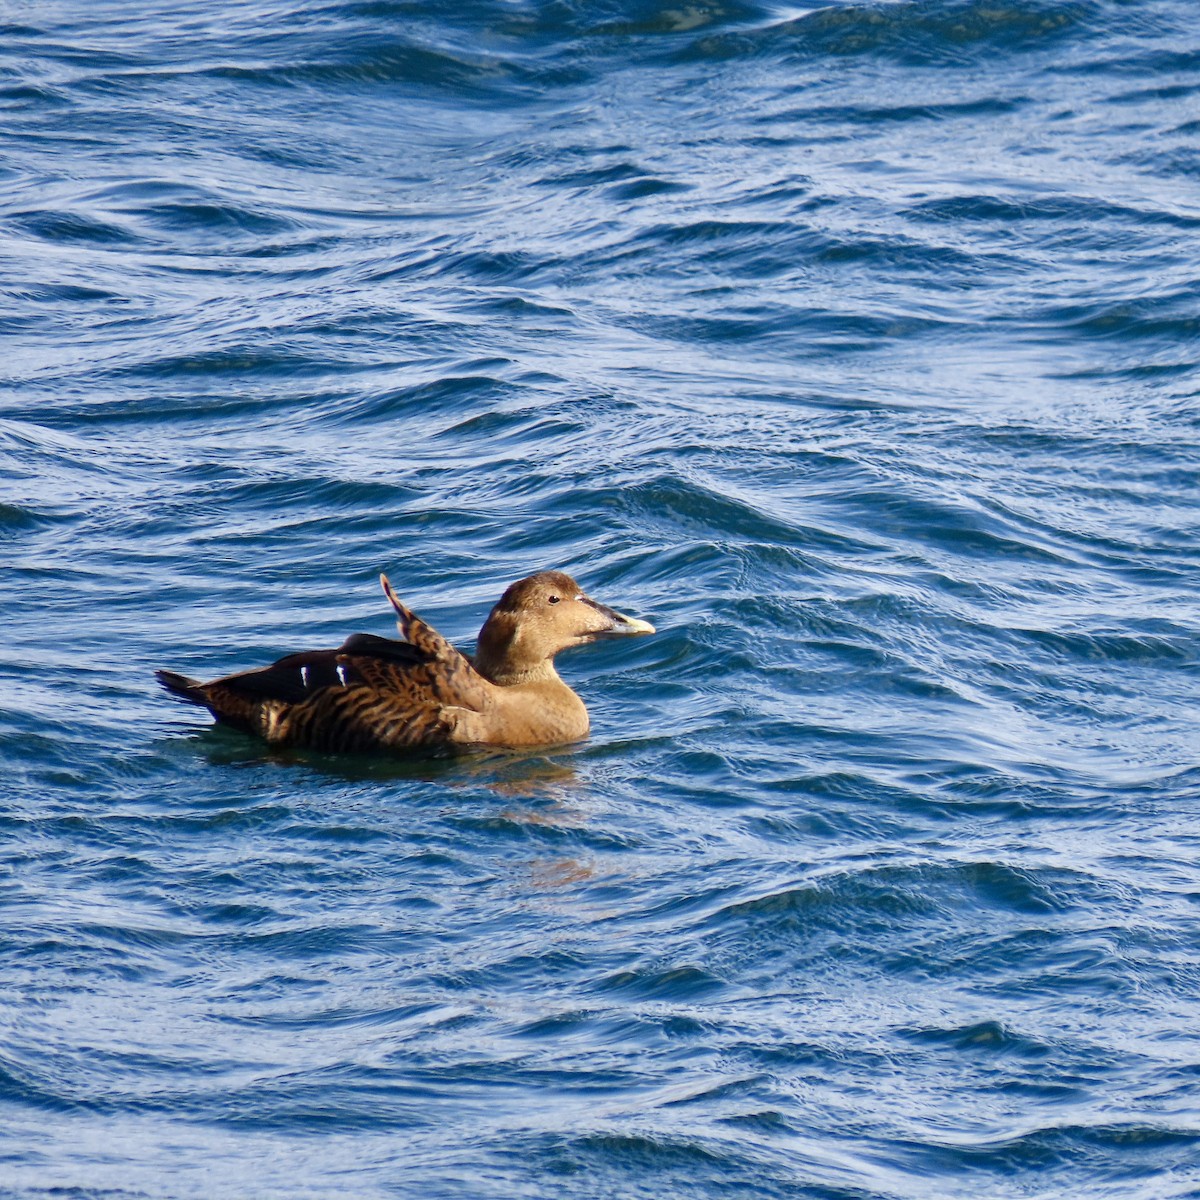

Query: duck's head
[474,570,655,685]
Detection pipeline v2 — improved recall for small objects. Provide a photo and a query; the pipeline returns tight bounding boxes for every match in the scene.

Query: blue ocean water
[2,0,1199,1196]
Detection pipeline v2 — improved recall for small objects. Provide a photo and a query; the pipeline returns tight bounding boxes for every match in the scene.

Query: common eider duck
[156,571,655,754]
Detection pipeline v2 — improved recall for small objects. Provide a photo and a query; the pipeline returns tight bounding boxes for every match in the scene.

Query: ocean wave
[681,0,1099,65]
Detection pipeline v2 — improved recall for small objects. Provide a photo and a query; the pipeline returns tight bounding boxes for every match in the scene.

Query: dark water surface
[3,1,1199,1196]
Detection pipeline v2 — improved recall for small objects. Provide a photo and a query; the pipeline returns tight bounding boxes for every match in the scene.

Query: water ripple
[2,0,1200,1197]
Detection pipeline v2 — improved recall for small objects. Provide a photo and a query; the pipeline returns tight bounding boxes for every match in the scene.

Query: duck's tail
[155,669,207,705]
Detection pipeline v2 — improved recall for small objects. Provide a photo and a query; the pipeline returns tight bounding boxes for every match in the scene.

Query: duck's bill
[585,599,656,636]
[609,612,656,635]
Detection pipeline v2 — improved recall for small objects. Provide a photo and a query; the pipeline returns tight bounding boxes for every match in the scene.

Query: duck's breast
[454,679,588,748]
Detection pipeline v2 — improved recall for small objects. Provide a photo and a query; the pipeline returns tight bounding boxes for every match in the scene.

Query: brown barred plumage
[157,571,655,754]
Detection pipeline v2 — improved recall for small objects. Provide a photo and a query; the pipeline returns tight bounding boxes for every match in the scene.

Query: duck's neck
[472,651,562,689]
[473,612,566,688]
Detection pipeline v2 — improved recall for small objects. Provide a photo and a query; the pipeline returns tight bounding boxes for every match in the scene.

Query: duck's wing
[380,574,460,658]
[157,585,495,751]
[157,638,428,732]
[191,635,426,706]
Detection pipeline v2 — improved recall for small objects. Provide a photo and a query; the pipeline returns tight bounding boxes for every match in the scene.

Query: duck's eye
[548,595,561,605]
